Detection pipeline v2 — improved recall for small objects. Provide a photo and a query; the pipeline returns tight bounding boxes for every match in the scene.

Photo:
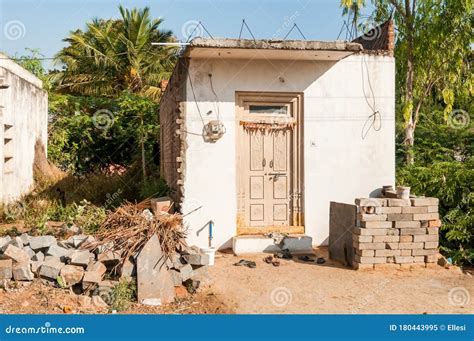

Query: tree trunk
[403,9,415,165]
[404,120,415,165]
[140,116,147,181]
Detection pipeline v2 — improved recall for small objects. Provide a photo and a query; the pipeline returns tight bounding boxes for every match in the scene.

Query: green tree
[341,0,366,36]
[50,5,176,100]
[50,6,177,179]
[14,48,50,90]
[341,0,473,164]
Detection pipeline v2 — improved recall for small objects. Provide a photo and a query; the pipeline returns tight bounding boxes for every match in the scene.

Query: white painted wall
[0,54,48,203]
[181,54,395,249]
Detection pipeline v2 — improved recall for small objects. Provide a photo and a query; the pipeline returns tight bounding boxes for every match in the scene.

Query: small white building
[0,54,48,203]
[160,21,395,253]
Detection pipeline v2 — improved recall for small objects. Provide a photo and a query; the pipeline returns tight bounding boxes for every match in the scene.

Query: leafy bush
[48,92,159,175]
[397,159,474,266]
[109,279,137,312]
[138,178,169,201]
[0,198,107,234]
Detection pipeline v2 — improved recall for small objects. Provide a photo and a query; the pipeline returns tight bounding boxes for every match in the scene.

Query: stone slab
[12,262,34,281]
[399,228,427,235]
[39,257,64,280]
[394,221,421,228]
[69,250,91,267]
[354,255,386,264]
[401,206,428,214]
[375,206,402,214]
[413,235,439,242]
[354,228,384,236]
[387,213,413,221]
[60,265,84,286]
[410,198,439,206]
[413,213,439,221]
[387,199,411,207]
[0,259,13,280]
[359,221,393,228]
[357,214,387,221]
[3,244,30,264]
[86,262,107,276]
[137,234,175,304]
[29,236,57,251]
[355,198,386,207]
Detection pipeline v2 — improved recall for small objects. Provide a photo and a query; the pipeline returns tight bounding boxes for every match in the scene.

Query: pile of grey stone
[0,227,210,307]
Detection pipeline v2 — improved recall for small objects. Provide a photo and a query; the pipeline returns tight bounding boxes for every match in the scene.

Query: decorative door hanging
[240,120,296,133]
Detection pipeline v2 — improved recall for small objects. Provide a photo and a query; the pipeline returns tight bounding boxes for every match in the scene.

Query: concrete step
[232,234,313,255]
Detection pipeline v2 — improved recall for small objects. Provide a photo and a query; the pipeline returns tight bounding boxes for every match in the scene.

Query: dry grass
[86,202,186,266]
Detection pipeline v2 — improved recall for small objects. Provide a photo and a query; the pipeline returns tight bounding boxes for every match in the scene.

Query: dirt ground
[1,247,472,315]
[0,280,233,315]
[208,248,474,314]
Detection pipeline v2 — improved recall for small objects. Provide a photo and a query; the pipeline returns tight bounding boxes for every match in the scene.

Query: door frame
[235,91,304,235]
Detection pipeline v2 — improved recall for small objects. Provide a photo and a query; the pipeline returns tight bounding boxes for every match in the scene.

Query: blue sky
[0,0,372,69]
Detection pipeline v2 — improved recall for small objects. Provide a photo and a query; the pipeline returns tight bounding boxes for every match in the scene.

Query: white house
[160,21,395,253]
[0,53,48,203]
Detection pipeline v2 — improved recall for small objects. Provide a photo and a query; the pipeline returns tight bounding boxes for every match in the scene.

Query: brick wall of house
[159,58,189,205]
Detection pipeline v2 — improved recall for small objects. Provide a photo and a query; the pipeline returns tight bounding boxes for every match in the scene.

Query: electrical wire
[208,74,221,121]
[186,71,206,128]
[361,53,382,139]
[0,50,152,61]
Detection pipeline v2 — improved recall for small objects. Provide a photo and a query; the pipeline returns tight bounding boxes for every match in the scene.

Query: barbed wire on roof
[283,23,307,40]
[185,21,214,42]
[238,19,256,42]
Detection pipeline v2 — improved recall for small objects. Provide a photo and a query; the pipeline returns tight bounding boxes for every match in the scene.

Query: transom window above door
[249,105,288,115]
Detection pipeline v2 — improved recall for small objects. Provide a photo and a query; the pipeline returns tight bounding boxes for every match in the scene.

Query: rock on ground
[60,265,84,286]
[29,236,57,251]
[3,245,31,264]
[39,257,64,280]
[137,234,175,304]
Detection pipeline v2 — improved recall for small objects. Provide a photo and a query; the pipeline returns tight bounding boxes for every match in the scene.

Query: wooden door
[246,128,292,227]
[236,92,304,235]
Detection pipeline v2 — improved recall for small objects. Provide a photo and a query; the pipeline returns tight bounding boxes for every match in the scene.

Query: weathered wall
[0,54,48,203]
[159,59,188,203]
[180,54,395,249]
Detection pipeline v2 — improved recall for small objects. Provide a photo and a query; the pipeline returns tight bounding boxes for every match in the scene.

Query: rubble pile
[0,205,211,307]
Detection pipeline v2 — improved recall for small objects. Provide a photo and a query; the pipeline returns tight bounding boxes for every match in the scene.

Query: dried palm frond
[85,202,186,266]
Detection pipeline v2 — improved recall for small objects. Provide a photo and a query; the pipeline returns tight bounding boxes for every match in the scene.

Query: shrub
[109,279,137,312]
[48,92,159,175]
[397,159,474,266]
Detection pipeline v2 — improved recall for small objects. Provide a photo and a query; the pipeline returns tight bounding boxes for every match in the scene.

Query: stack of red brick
[353,197,440,270]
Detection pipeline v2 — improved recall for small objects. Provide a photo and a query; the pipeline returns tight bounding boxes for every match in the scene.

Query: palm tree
[341,0,366,38]
[51,5,176,101]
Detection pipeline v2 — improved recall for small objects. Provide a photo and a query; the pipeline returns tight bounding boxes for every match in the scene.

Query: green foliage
[396,105,473,166]
[68,200,107,234]
[50,5,176,100]
[345,0,474,266]
[56,276,68,289]
[109,279,137,312]
[138,178,169,200]
[48,92,159,174]
[14,48,47,80]
[0,198,107,233]
[398,160,474,266]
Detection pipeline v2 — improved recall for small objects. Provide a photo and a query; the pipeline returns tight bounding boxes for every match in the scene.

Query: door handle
[262,158,266,167]
[267,172,285,181]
